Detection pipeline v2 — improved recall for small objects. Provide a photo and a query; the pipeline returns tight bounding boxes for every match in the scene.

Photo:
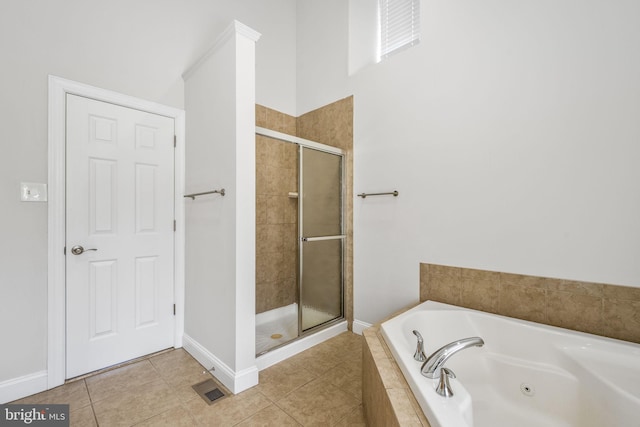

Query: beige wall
[420,263,640,344]
[255,97,354,328]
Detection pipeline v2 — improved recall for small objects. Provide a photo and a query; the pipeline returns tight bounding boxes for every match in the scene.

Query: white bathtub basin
[380,301,640,427]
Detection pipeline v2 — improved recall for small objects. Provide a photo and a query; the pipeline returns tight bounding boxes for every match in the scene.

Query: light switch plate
[21,182,48,202]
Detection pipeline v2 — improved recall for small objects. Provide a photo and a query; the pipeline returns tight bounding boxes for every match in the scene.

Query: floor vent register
[192,379,227,405]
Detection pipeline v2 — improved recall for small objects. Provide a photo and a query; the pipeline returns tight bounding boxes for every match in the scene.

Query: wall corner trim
[352,320,373,335]
[0,370,48,404]
[233,20,262,43]
[183,20,262,81]
[182,334,258,394]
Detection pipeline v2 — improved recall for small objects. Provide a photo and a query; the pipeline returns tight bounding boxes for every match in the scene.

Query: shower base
[256,303,298,354]
[255,303,340,355]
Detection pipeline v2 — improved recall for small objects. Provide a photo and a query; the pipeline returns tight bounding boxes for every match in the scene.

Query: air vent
[192,379,227,405]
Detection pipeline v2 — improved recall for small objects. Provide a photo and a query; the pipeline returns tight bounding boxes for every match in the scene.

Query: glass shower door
[299,147,344,332]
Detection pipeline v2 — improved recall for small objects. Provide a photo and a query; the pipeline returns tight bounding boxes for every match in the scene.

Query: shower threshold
[255,304,347,370]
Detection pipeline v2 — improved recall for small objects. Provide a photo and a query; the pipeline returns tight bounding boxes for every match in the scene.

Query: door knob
[71,245,98,255]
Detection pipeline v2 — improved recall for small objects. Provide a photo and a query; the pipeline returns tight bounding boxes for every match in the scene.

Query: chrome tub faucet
[421,337,485,379]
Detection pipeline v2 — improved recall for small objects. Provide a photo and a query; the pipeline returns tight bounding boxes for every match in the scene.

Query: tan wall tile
[548,280,604,298]
[461,267,500,282]
[362,327,431,427]
[362,340,400,427]
[255,105,267,128]
[284,197,297,223]
[387,389,423,426]
[460,277,499,313]
[547,291,603,335]
[426,274,461,306]
[603,299,640,343]
[419,263,640,344]
[283,142,297,168]
[498,282,546,323]
[282,224,297,252]
[265,108,286,133]
[603,284,640,301]
[255,135,269,165]
[429,264,462,278]
[500,272,550,290]
[265,195,285,224]
[283,114,297,136]
[256,195,267,225]
[419,264,429,302]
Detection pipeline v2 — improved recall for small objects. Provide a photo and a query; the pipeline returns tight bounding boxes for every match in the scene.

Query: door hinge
[63,246,66,255]
[173,304,176,315]
[173,220,176,231]
[174,135,176,147]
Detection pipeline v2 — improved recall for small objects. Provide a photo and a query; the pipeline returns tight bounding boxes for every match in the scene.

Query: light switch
[20,182,48,202]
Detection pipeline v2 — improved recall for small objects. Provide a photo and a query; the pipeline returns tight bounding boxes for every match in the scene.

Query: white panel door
[66,94,175,378]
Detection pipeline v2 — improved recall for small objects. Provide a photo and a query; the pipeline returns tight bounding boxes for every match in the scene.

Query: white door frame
[47,75,186,388]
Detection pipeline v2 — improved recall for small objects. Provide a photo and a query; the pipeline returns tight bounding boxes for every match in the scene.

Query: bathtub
[380,301,640,427]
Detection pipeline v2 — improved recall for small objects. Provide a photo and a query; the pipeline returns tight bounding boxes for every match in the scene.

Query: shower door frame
[255,127,345,342]
[298,146,345,334]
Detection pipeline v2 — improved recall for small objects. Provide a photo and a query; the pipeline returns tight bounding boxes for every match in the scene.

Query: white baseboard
[352,319,373,335]
[0,370,48,404]
[256,320,348,371]
[182,334,258,394]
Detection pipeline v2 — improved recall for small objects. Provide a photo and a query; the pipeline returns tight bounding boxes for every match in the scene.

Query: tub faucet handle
[412,330,426,362]
[435,367,456,397]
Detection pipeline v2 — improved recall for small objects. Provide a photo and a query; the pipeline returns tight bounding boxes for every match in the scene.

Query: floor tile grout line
[127,404,189,427]
[266,368,320,403]
[228,391,272,427]
[85,359,164,405]
[65,347,174,384]
[15,334,365,427]
[334,402,365,426]
[272,399,304,426]
[82,378,101,427]
[91,401,100,427]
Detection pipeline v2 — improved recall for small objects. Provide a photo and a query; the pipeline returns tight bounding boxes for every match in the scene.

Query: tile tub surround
[363,322,431,427]
[255,99,354,327]
[420,263,640,344]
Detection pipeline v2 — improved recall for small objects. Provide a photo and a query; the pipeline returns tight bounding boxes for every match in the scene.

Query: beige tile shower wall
[255,107,299,314]
[420,263,640,344]
[255,99,354,327]
[297,97,354,328]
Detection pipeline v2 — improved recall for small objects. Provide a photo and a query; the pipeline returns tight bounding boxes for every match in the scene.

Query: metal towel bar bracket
[184,189,226,200]
[357,190,398,198]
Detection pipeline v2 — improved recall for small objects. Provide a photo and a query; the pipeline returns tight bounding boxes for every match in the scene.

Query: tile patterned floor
[13,332,366,426]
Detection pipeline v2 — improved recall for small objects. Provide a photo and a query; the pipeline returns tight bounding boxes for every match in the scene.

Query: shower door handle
[301,235,346,242]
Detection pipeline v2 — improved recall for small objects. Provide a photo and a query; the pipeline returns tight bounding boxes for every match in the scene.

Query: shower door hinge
[174,135,176,147]
[173,220,176,231]
[173,304,176,315]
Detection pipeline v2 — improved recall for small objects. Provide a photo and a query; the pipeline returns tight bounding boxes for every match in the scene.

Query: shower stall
[255,128,345,355]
